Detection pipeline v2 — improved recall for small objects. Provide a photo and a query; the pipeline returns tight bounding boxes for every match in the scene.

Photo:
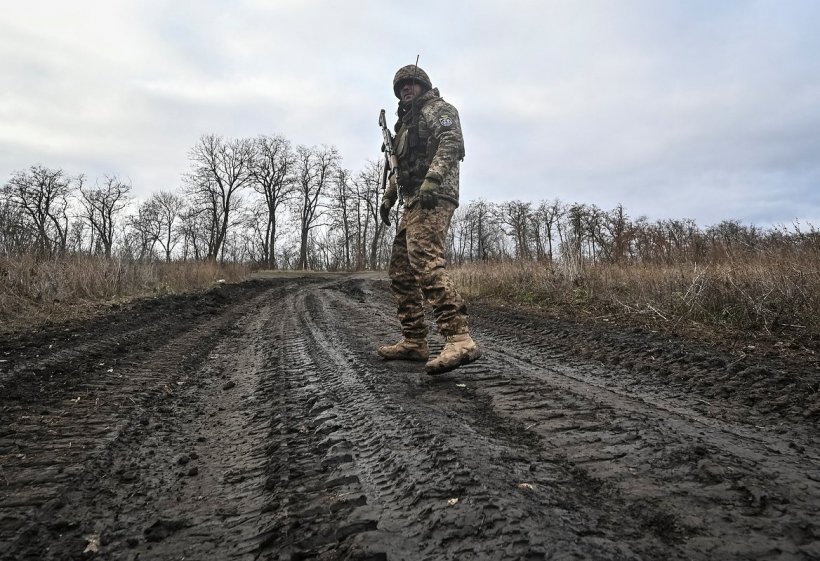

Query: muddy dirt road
[1,274,818,560]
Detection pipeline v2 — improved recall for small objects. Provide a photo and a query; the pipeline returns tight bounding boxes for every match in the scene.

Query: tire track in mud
[56,287,287,561]
[1,275,818,560]
[0,284,269,400]
[262,279,677,560]
[260,288,464,559]
[0,279,316,560]
[466,345,820,559]
[470,298,820,559]
[311,278,819,560]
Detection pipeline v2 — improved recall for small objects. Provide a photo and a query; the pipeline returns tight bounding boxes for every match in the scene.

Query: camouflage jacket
[392,88,465,206]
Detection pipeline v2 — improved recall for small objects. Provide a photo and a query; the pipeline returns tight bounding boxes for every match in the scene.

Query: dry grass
[4,249,817,344]
[0,255,251,331]
[452,253,820,336]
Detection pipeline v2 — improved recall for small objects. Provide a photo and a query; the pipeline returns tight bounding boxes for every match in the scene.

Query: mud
[0,275,817,560]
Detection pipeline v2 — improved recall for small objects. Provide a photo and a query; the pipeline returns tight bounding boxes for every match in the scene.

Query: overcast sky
[2,0,819,227]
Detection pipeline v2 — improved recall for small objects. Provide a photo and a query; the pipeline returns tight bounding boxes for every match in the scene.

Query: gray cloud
[2,0,819,227]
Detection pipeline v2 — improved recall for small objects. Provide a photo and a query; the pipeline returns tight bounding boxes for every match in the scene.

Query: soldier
[378,64,481,375]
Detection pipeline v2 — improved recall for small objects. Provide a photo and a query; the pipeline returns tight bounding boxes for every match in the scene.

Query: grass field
[2,253,817,346]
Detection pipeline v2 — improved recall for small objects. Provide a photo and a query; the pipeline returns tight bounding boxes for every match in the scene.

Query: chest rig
[393,99,432,191]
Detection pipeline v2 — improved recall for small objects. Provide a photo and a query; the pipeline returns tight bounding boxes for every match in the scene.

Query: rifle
[379,55,420,193]
[378,109,399,192]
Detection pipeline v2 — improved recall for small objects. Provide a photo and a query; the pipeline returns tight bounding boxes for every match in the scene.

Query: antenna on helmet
[411,54,420,120]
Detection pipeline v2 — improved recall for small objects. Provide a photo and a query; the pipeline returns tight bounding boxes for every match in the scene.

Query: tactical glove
[380,199,393,225]
[381,175,398,225]
[386,173,398,198]
[419,178,439,210]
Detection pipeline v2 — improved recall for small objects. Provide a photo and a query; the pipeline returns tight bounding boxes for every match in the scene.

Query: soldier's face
[400,82,423,102]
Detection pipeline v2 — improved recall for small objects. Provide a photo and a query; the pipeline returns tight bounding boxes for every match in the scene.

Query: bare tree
[241,201,270,264]
[186,134,254,260]
[150,191,185,262]
[497,200,533,260]
[65,220,87,254]
[352,159,391,270]
[249,134,295,268]
[583,204,608,263]
[328,167,355,270]
[126,192,183,262]
[125,202,161,261]
[555,203,587,278]
[533,199,562,263]
[177,205,210,261]
[604,203,630,264]
[468,199,500,262]
[3,165,75,256]
[80,174,131,257]
[0,195,32,256]
[293,144,340,269]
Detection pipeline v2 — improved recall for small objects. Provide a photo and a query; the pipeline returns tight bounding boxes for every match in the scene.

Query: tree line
[1,134,393,270]
[2,133,817,270]
[450,200,818,268]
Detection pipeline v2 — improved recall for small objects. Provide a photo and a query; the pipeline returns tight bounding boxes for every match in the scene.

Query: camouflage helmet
[393,64,432,98]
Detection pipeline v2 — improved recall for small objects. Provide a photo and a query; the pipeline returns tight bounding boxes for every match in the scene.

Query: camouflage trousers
[388,198,469,339]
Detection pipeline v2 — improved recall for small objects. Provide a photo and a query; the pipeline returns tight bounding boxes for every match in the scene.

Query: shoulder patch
[439,115,453,127]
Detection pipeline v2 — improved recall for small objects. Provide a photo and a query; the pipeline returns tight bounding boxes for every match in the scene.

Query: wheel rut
[0,275,817,560]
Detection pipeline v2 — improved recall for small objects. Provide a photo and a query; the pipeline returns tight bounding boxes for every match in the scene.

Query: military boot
[425,334,481,375]
[378,338,429,361]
